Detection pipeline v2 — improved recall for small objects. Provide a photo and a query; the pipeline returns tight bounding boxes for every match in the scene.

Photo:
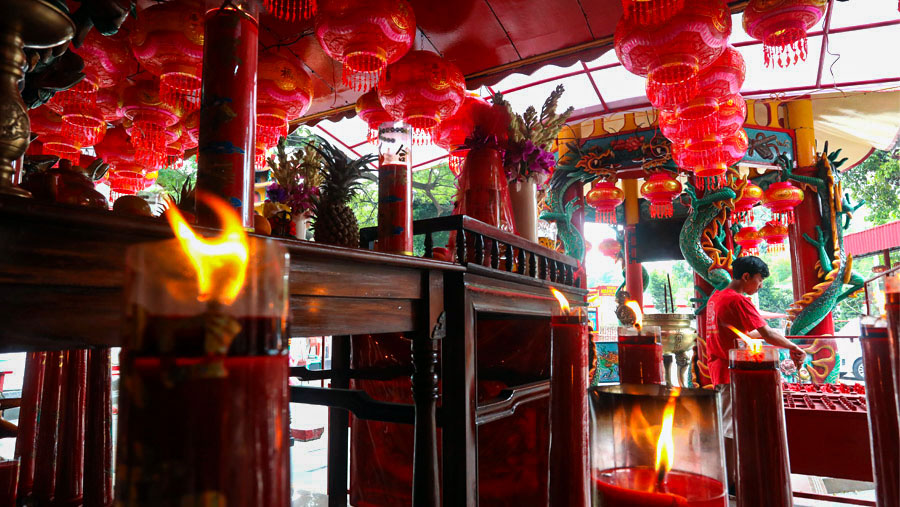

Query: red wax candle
[56,349,88,505]
[33,351,64,504]
[197,4,259,229]
[593,467,726,507]
[84,348,113,507]
[14,352,44,501]
[860,321,900,507]
[618,326,663,385]
[550,314,590,506]
[886,275,900,418]
[729,347,792,506]
[0,459,18,507]
[376,123,413,255]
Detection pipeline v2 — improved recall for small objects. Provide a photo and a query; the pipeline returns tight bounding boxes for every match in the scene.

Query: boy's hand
[789,345,807,370]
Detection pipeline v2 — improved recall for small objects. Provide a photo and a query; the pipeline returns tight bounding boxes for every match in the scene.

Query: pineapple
[309,138,376,248]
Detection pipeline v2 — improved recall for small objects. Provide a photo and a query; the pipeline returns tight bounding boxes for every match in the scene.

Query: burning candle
[590,385,727,507]
[549,288,590,506]
[115,194,290,505]
[376,122,413,255]
[618,301,664,385]
[860,316,900,507]
[729,345,792,506]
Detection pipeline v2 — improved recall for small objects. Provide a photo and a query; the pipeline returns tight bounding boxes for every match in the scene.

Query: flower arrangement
[492,84,573,186]
[264,136,323,220]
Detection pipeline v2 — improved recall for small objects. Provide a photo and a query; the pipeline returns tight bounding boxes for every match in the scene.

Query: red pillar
[197,1,259,229]
[624,225,643,307]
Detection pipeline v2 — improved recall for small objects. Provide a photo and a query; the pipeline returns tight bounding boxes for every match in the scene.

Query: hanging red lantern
[378,50,466,133]
[181,110,200,151]
[166,140,185,170]
[598,238,622,258]
[355,89,394,144]
[760,221,789,255]
[122,80,182,170]
[715,94,746,139]
[72,29,138,90]
[734,226,763,256]
[733,182,763,224]
[109,165,148,196]
[94,127,136,169]
[586,180,625,224]
[673,128,748,190]
[433,93,486,173]
[621,0,685,26]
[615,0,731,108]
[743,0,827,68]
[61,103,107,147]
[762,180,804,225]
[263,0,316,21]
[96,88,123,123]
[676,96,719,140]
[658,107,681,142]
[315,0,416,91]
[640,171,683,219]
[697,46,745,102]
[130,0,204,112]
[42,135,82,166]
[258,52,314,148]
[28,105,64,138]
[255,140,268,171]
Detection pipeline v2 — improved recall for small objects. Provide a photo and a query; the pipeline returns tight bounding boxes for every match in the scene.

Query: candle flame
[727,325,763,354]
[625,300,643,330]
[550,287,571,313]
[165,193,249,305]
[654,388,681,486]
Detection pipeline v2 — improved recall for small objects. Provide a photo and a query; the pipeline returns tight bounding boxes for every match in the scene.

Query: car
[836,319,865,380]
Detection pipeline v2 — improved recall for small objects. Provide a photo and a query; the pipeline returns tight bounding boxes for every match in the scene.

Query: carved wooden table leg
[412,312,443,507]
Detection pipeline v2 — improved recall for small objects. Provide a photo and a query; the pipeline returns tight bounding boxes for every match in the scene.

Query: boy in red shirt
[705,255,806,491]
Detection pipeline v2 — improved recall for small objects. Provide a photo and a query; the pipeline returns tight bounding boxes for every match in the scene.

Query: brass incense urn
[642,312,697,387]
[0,0,73,197]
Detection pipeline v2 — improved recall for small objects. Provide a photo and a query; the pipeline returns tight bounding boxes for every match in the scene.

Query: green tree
[842,150,900,226]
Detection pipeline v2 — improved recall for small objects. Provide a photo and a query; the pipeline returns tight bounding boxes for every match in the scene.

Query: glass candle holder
[0,458,18,507]
[860,316,900,507]
[589,385,727,507]
[115,236,290,506]
[617,326,663,385]
[729,346,791,507]
[377,122,413,255]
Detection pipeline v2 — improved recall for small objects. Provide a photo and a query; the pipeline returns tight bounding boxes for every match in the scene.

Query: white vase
[508,178,539,243]
[293,211,312,240]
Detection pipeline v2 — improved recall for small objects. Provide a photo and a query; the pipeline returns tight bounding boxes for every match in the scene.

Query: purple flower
[266,183,289,204]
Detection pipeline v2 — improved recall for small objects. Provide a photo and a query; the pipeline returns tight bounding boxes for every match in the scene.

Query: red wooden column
[196,0,259,229]
[787,99,834,336]
[623,179,643,306]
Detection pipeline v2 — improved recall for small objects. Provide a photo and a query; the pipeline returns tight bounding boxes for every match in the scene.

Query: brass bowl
[643,313,697,354]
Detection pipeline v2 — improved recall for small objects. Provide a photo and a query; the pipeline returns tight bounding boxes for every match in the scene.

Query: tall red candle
[886,274,900,418]
[197,2,259,229]
[56,349,87,505]
[84,348,113,507]
[549,314,590,506]
[14,351,44,501]
[729,346,792,506]
[593,467,726,507]
[618,326,664,385]
[860,319,900,507]
[33,351,64,504]
[377,122,413,255]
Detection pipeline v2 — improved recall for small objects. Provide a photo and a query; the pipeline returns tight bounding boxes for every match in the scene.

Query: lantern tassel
[160,73,202,114]
[696,174,725,191]
[764,27,809,68]
[263,0,316,21]
[650,203,674,219]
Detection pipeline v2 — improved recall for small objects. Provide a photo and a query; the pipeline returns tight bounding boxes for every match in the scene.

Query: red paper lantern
[734,226,763,256]
[355,89,394,144]
[586,180,624,224]
[733,182,763,224]
[72,29,138,90]
[743,0,827,68]
[658,108,681,141]
[94,126,135,167]
[28,105,64,137]
[42,135,82,165]
[762,180,804,225]
[621,0,685,26]
[673,128,748,190]
[96,88,123,123]
[315,0,416,91]
[676,96,719,140]
[433,93,487,172]
[122,80,182,170]
[130,0,205,112]
[263,0,316,21]
[447,148,470,177]
[715,94,746,139]
[615,0,731,108]
[641,171,683,219]
[181,110,200,151]
[759,221,789,255]
[378,51,466,132]
[258,52,314,148]
[598,238,622,258]
[697,46,745,102]
[109,165,148,195]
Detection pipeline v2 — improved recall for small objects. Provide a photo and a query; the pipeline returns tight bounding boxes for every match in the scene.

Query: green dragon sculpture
[679,180,739,295]
[778,143,866,336]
